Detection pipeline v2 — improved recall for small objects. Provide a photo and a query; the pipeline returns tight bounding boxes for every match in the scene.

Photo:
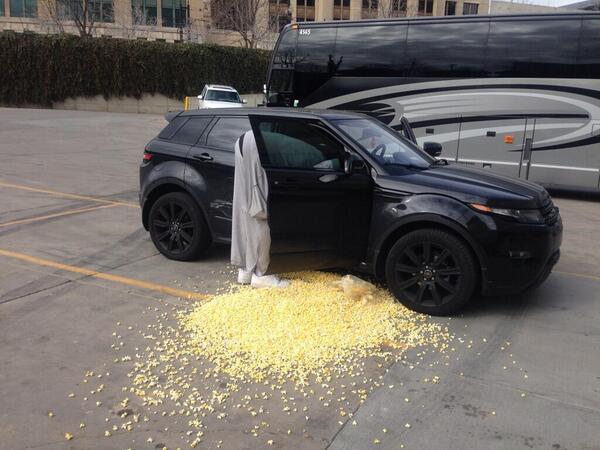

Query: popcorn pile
[62,271,454,447]
[179,271,449,384]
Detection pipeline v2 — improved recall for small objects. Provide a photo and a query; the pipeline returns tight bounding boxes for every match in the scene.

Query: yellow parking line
[554,270,600,282]
[0,181,138,208]
[0,248,208,301]
[0,204,119,228]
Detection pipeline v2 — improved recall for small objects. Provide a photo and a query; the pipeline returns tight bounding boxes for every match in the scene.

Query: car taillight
[143,152,153,162]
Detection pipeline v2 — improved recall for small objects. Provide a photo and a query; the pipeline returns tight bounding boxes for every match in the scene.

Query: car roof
[205,84,238,92]
[178,107,368,120]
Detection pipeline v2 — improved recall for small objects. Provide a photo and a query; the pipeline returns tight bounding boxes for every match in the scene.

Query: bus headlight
[470,204,544,224]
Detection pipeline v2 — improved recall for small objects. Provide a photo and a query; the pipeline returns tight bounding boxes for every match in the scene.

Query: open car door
[250,115,373,275]
[399,116,418,144]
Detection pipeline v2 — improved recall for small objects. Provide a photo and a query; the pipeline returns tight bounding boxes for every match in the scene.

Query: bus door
[518,118,536,180]
[454,115,528,178]
[526,117,600,189]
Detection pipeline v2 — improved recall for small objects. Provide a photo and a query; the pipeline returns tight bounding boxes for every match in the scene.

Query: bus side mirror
[344,153,366,174]
[423,142,442,157]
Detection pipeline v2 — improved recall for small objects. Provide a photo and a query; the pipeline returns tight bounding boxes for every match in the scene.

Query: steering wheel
[370,143,387,158]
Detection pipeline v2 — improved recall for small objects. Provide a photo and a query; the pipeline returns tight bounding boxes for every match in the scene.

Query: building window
[362,0,378,19]
[333,0,350,20]
[444,0,455,15]
[462,2,478,14]
[417,0,433,15]
[10,0,37,17]
[388,0,406,16]
[296,0,315,22]
[162,0,186,27]
[1,0,4,16]
[132,0,157,25]
[269,0,290,31]
[92,0,114,23]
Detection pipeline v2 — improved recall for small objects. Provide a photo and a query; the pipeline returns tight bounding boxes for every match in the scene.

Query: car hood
[200,100,243,108]
[377,164,550,209]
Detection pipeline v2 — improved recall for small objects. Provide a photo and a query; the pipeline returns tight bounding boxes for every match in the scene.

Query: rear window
[158,116,187,140]
[205,90,241,103]
[578,18,600,78]
[170,117,213,145]
[485,18,579,77]
[206,117,252,150]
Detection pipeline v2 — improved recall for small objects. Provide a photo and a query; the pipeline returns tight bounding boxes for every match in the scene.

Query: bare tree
[112,1,158,39]
[378,0,407,17]
[39,0,97,37]
[210,0,272,49]
[180,18,206,43]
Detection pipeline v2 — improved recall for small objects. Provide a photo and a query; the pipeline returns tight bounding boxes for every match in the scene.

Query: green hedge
[0,33,271,106]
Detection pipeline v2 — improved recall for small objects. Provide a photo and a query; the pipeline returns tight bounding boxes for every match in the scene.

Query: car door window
[254,118,345,171]
[170,117,213,145]
[206,117,252,151]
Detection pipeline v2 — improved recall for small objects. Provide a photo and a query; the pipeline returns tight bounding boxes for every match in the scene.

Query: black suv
[140,108,562,315]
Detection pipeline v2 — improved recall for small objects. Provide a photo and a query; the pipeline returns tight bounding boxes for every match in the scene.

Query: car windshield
[205,90,241,103]
[330,118,434,169]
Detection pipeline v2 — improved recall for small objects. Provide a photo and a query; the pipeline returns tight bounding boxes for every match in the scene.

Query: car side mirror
[423,141,442,157]
[242,99,248,104]
[197,95,203,100]
[344,153,366,174]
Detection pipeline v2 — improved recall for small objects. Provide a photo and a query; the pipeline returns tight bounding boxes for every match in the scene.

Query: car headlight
[470,204,544,224]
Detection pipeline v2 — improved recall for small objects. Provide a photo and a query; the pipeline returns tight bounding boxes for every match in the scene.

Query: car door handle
[273,178,299,187]
[193,153,213,162]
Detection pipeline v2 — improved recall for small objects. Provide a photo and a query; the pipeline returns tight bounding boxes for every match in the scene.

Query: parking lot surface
[0,107,599,450]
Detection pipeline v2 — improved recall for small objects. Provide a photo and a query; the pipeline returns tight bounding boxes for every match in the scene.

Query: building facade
[0,0,490,45]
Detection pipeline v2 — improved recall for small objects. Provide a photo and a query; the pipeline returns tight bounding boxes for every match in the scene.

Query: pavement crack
[0,279,72,305]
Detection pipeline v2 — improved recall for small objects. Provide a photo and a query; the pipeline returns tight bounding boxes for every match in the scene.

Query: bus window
[294,26,338,103]
[335,24,407,77]
[273,27,298,68]
[268,69,294,106]
[405,21,489,77]
[486,18,580,78]
[578,19,600,79]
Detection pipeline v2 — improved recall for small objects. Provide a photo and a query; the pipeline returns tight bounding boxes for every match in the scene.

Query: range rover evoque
[140,108,563,315]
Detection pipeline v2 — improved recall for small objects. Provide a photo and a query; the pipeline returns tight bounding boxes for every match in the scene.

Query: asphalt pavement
[0,107,599,450]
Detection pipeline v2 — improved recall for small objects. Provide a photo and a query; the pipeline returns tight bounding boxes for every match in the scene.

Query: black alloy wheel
[385,229,477,315]
[149,192,210,261]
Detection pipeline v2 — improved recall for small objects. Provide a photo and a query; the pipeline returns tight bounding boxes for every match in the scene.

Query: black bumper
[481,214,563,296]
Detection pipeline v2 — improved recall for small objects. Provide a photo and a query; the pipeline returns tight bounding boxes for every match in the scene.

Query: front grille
[540,200,559,226]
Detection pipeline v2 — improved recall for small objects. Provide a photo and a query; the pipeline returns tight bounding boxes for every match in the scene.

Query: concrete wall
[51,93,264,115]
[491,1,576,13]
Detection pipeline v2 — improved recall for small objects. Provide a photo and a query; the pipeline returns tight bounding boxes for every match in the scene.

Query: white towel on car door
[230,130,271,276]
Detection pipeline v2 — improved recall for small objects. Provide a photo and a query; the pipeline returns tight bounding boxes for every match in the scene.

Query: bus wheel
[385,229,477,316]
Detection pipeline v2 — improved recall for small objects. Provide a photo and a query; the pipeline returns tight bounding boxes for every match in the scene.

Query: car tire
[385,228,478,316]
[148,192,210,261]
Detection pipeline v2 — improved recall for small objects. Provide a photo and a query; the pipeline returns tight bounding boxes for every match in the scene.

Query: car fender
[141,161,211,233]
[370,193,493,282]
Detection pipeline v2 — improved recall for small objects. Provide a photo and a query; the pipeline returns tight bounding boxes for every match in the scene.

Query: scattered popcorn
[178,272,451,384]
[64,432,73,440]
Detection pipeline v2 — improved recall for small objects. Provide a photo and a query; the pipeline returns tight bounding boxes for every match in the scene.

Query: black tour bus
[265,13,600,191]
